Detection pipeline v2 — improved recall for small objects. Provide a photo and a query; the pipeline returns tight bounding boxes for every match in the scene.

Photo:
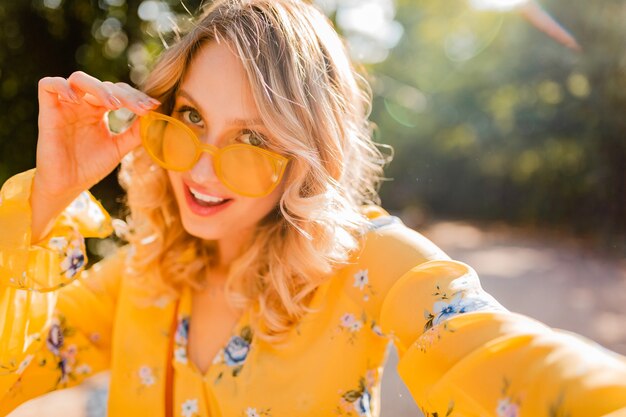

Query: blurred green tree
[370,0,626,248]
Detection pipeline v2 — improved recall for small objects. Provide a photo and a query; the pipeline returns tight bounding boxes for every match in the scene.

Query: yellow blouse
[1,169,625,417]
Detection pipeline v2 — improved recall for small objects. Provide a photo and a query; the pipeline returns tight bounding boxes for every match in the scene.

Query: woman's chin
[180,218,225,241]
[185,229,224,241]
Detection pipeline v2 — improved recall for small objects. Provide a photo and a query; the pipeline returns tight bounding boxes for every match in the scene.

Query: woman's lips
[183,182,234,216]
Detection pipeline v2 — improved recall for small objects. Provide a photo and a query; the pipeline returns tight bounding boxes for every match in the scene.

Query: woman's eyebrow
[177,89,264,127]
[228,117,264,127]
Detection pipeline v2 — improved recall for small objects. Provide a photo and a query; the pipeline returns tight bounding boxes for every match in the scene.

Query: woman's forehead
[179,42,261,123]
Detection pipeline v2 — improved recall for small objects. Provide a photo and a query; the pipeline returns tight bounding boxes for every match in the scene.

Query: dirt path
[380,220,626,416]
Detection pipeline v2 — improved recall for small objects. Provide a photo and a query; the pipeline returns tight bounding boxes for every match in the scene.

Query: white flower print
[64,344,78,358]
[181,398,199,417]
[245,408,260,417]
[138,366,151,378]
[371,324,384,337]
[16,354,34,375]
[75,364,92,375]
[48,237,68,251]
[353,269,369,290]
[497,398,520,417]
[66,192,89,214]
[416,326,443,352]
[89,332,101,344]
[212,350,224,365]
[340,314,363,333]
[87,202,106,224]
[174,347,188,364]
[338,313,364,340]
[243,406,271,416]
[340,313,356,328]
[138,366,156,387]
[350,321,363,332]
[153,295,172,309]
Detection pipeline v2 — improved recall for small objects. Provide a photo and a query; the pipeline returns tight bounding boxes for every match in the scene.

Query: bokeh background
[1,0,625,416]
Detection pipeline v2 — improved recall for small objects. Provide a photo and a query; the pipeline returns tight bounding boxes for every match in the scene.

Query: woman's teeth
[189,188,226,204]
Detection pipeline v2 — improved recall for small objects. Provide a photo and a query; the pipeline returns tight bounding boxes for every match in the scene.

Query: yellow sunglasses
[140,111,289,198]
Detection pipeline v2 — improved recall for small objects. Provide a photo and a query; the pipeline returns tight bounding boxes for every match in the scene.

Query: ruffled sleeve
[358,207,626,417]
[0,169,124,415]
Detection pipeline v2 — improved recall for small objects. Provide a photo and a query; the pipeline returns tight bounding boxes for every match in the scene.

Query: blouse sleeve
[358,210,626,417]
[0,169,124,415]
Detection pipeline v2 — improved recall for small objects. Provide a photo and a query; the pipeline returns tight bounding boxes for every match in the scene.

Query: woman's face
[167,41,284,244]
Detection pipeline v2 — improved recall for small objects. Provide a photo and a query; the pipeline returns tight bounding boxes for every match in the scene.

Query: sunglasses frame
[140,111,290,198]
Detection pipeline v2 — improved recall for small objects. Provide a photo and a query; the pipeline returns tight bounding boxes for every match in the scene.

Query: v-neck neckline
[174,286,251,380]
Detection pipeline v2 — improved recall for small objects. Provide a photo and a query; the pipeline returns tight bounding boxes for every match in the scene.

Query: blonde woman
[0,0,625,416]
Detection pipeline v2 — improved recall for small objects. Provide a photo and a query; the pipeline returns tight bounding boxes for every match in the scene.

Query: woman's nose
[189,152,219,185]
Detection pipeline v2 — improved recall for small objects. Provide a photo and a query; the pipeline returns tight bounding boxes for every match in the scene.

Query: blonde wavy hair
[118,0,390,342]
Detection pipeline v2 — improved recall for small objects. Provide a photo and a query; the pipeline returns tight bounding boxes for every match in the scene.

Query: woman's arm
[379,259,626,417]
[0,170,124,416]
[356,210,626,417]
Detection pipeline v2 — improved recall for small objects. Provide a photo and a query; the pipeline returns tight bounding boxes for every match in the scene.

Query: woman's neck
[212,224,254,271]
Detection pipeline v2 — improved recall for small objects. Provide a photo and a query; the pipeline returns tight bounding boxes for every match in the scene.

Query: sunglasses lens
[143,118,197,170]
[141,114,287,197]
[220,146,283,197]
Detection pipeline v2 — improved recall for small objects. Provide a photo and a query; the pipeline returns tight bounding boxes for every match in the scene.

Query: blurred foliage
[371,0,626,249]
[0,0,625,250]
[0,0,202,213]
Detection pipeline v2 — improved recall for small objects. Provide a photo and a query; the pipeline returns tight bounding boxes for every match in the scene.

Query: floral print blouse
[1,169,626,417]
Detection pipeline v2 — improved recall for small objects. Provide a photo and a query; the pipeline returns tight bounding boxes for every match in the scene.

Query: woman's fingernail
[148,98,161,106]
[108,95,122,108]
[69,90,81,104]
[139,99,156,109]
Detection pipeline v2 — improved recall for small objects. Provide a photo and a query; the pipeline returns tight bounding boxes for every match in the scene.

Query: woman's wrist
[30,172,80,244]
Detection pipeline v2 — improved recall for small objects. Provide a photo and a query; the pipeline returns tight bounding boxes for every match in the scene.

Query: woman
[0,0,625,416]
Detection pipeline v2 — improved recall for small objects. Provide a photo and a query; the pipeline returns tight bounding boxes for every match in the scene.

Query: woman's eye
[184,109,202,124]
[239,130,265,147]
[175,106,203,126]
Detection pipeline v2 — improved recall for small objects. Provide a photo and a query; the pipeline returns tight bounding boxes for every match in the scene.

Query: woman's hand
[30,71,160,243]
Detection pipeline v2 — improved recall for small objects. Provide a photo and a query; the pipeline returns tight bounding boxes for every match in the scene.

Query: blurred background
[1,0,625,416]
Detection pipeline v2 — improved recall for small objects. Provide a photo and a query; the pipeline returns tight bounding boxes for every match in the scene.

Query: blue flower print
[368,215,402,231]
[175,316,189,345]
[60,246,85,278]
[339,376,373,417]
[423,281,504,332]
[214,325,253,382]
[355,391,372,416]
[174,315,190,365]
[224,335,250,366]
[46,320,64,355]
[432,293,490,326]
[43,314,91,389]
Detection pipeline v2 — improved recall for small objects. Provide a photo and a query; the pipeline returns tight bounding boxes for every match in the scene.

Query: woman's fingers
[38,76,81,107]
[67,71,121,109]
[67,71,159,113]
[104,81,160,115]
[39,72,160,122]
